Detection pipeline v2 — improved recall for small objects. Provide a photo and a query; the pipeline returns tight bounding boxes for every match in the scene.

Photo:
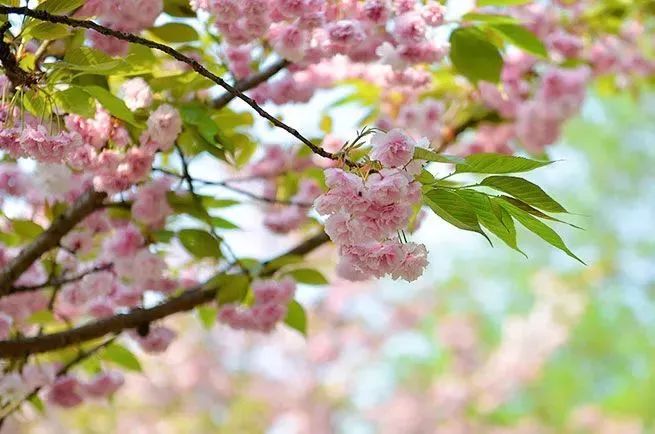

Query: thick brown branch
[0,189,107,296]
[0,22,38,88]
[213,59,290,109]
[0,231,330,358]
[0,6,343,163]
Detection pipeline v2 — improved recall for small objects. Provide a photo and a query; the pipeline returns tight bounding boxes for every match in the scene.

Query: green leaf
[477,0,530,5]
[462,13,519,24]
[149,23,199,43]
[497,196,581,228]
[416,169,436,185]
[211,216,240,230]
[151,229,175,243]
[102,343,142,371]
[457,190,522,254]
[180,104,220,145]
[83,85,140,126]
[29,395,45,414]
[481,175,567,213]
[22,90,48,118]
[284,300,307,336]
[499,200,584,263]
[27,310,56,324]
[209,274,250,304]
[285,268,328,285]
[55,87,95,117]
[62,47,121,72]
[178,229,221,259]
[424,188,489,241]
[449,27,503,83]
[455,153,552,174]
[413,147,466,164]
[26,22,70,40]
[488,23,548,58]
[164,0,196,16]
[12,219,44,239]
[196,305,217,329]
[36,0,85,13]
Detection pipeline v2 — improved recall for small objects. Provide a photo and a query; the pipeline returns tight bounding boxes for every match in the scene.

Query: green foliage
[449,27,503,83]
[455,153,552,174]
[487,23,548,58]
[178,229,222,259]
[211,274,250,305]
[55,87,96,117]
[424,188,489,240]
[149,23,199,43]
[284,300,307,336]
[480,176,567,213]
[102,343,143,372]
[284,268,328,285]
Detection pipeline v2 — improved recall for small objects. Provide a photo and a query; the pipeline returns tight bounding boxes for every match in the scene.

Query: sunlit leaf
[481,175,567,213]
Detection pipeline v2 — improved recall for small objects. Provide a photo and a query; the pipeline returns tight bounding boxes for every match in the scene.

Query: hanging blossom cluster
[0,78,181,196]
[316,129,428,282]
[218,278,296,332]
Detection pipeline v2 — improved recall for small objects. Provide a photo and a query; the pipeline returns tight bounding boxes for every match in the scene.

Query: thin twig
[212,58,289,109]
[8,263,113,295]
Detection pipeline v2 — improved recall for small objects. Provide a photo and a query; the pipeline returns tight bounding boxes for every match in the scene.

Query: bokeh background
[10,84,655,433]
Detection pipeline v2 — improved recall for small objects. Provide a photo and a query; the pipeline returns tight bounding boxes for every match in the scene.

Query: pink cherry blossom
[119,78,153,111]
[132,326,176,353]
[370,129,418,168]
[84,371,125,398]
[47,376,84,408]
[144,104,182,152]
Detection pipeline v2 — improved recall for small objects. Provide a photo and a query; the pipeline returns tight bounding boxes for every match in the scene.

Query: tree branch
[0,6,344,164]
[0,231,330,358]
[212,59,289,109]
[0,189,107,297]
[0,21,38,89]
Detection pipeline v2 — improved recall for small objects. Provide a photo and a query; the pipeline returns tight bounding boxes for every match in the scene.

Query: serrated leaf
[414,147,466,164]
[481,175,567,213]
[102,343,142,371]
[83,86,139,126]
[285,268,328,285]
[497,196,581,228]
[424,189,489,242]
[196,305,217,329]
[499,201,584,263]
[455,153,552,174]
[149,23,199,43]
[55,87,95,117]
[457,190,523,254]
[284,300,307,336]
[178,229,221,259]
[489,23,548,58]
[449,27,503,83]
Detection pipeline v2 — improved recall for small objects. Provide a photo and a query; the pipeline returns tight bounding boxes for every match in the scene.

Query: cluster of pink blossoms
[218,278,295,332]
[46,371,124,408]
[315,129,428,282]
[76,0,163,55]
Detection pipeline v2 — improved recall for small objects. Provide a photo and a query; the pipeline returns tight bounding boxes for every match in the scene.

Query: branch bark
[0,6,342,163]
[0,189,107,297]
[212,59,289,109]
[0,231,330,358]
[0,21,38,89]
